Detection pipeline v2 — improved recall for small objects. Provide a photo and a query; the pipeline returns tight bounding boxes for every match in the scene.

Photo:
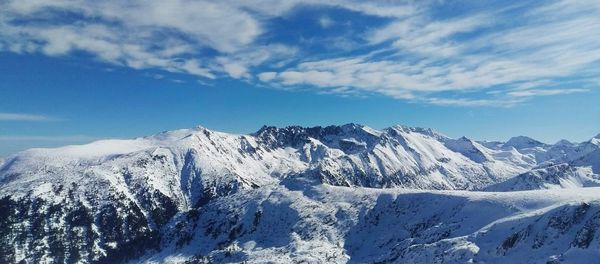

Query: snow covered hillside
[485,164,600,191]
[0,124,598,263]
[139,185,600,264]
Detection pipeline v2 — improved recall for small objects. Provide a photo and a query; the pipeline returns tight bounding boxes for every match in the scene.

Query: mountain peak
[504,136,544,149]
[386,125,446,140]
[254,123,373,136]
[253,123,380,149]
[555,139,573,146]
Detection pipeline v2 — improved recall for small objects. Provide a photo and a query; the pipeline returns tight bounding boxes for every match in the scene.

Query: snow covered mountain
[504,136,547,149]
[140,185,600,263]
[0,124,598,263]
[485,164,600,191]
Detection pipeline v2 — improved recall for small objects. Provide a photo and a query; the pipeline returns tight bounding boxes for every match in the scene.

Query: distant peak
[386,125,446,139]
[254,125,278,135]
[505,136,544,148]
[252,123,381,149]
[193,125,210,131]
[254,123,369,136]
[339,123,364,130]
[555,139,573,146]
[508,135,533,140]
[589,137,600,146]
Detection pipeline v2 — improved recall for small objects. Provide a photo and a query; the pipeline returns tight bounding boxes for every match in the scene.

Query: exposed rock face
[0,190,160,263]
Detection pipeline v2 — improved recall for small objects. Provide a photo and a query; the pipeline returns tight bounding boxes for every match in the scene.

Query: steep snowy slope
[0,127,304,263]
[135,184,600,264]
[485,164,600,191]
[571,149,600,173]
[252,124,530,190]
[483,133,600,167]
[0,124,598,263]
[485,138,600,192]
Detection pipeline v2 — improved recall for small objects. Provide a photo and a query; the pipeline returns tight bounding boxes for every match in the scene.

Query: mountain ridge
[1,124,599,263]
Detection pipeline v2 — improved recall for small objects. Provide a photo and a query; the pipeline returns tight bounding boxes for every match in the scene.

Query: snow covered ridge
[0,124,599,263]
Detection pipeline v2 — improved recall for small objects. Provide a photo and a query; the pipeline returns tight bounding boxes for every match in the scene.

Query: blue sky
[1,0,599,155]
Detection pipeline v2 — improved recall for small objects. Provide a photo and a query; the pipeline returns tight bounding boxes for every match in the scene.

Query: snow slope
[136,184,600,264]
[485,164,600,191]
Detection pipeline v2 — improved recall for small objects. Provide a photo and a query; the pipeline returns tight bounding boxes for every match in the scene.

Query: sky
[1,0,599,156]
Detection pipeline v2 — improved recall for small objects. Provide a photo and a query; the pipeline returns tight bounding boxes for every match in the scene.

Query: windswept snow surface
[135,186,600,264]
[0,124,599,263]
[485,164,600,191]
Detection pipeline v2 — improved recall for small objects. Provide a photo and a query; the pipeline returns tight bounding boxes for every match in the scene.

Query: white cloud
[178,60,215,79]
[3,0,262,53]
[215,44,298,79]
[0,0,414,81]
[0,1,261,79]
[257,1,600,106]
[1,0,598,106]
[263,56,555,96]
[0,113,59,121]
[258,72,277,82]
[367,14,490,58]
[221,63,249,79]
[319,16,334,28]
[507,89,589,98]
[424,97,523,107]
[0,135,96,142]
[226,0,416,18]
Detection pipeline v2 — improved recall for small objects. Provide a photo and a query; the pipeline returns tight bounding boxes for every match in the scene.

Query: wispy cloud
[0,135,95,142]
[257,0,600,106]
[0,113,59,122]
[319,16,334,28]
[367,14,491,57]
[507,88,589,98]
[1,0,598,106]
[0,0,413,80]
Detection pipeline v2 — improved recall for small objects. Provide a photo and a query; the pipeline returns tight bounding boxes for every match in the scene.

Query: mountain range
[1,124,599,263]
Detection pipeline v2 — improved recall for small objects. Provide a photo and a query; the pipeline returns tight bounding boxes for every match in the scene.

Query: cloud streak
[0,113,59,122]
[507,89,589,98]
[0,135,96,142]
